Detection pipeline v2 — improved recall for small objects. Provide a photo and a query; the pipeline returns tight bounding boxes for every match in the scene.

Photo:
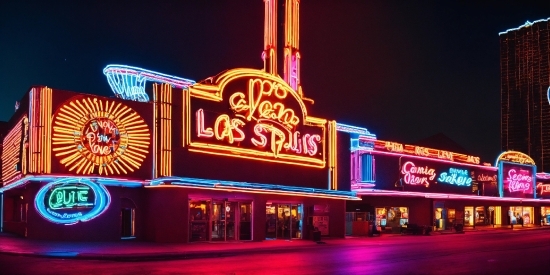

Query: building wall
[142,187,346,243]
[143,187,189,243]
[23,184,143,241]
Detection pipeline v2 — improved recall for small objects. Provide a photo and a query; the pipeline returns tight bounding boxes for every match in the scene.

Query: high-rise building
[500,18,550,172]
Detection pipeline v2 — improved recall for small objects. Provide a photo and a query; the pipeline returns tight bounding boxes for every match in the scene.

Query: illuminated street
[1,229,549,275]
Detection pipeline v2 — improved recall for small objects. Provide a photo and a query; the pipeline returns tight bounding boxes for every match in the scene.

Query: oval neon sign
[35,178,111,224]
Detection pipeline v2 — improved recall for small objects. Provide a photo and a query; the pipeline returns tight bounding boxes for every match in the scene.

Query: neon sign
[495,151,535,166]
[477,174,497,182]
[371,139,481,165]
[48,185,92,209]
[401,161,436,187]
[35,178,110,224]
[506,169,533,193]
[1,116,28,185]
[82,118,120,155]
[103,64,195,102]
[537,183,550,195]
[52,97,151,175]
[437,168,472,186]
[188,69,326,168]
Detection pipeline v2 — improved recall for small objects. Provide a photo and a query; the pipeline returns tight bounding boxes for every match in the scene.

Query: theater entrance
[189,199,252,242]
[265,203,303,240]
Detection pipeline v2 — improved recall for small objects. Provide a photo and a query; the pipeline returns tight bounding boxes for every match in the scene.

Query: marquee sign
[371,139,481,165]
[35,178,110,224]
[537,182,550,197]
[52,97,151,175]
[498,162,536,198]
[400,161,472,188]
[437,167,472,186]
[495,151,536,198]
[187,69,326,168]
[495,151,535,166]
[400,161,436,187]
[397,158,497,195]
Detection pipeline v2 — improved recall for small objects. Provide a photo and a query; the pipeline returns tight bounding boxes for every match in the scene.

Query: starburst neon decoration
[52,97,150,175]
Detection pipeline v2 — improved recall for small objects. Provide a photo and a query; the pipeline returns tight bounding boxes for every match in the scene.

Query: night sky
[1,1,549,163]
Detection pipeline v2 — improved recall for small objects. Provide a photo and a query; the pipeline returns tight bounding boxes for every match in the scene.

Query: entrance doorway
[265,203,303,240]
[121,208,135,238]
[120,198,136,239]
[211,201,237,241]
[465,206,474,226]
[189,199,252,242]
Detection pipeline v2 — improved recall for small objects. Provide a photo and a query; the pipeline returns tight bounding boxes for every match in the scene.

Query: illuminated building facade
[500,18,550,172]
[0,0,357,242]
[340,127,550,235]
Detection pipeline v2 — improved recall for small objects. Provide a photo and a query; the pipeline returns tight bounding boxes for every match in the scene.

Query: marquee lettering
[194,77,323,158]
[385,142,404,153]
[507,169,532,192]
[415,146,429,156]
[229,79,300,128]
[537,183,550,195]
[48,186,93,210]
[401,161,436,187]
[438,150,453,161]
[437,168,472,186]
[83,118,120,156]
[35,179,110,224]
[196,110,319,157]
[477,174,497,182]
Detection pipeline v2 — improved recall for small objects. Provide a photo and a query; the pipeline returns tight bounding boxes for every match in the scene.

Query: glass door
[225,201,237,241]
[464,206,474,226]
[278,204,291,239]
[211,201,225,241]
[189,200,209,242]
[266,204,277,239]
[239,202,252,240]
[265,203,303,240]
[291,204,303,239]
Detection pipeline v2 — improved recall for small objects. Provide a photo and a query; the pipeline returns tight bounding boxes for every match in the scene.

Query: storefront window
[266,203,303,239]
[447,209,455,226]
[510,206,534,226]
[475,206,486,225]
[464,207,474,226]
[189,200,210,241]
[375,207,408,230]
[542,207,550,226]
[190,199,253,242]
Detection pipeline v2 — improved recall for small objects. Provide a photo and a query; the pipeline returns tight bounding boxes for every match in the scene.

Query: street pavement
[0,224,548,262]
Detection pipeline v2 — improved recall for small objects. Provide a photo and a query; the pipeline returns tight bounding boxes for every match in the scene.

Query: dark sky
[1,1,549,163]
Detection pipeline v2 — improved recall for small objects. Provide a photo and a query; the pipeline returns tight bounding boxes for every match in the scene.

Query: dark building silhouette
[500,18,550,172]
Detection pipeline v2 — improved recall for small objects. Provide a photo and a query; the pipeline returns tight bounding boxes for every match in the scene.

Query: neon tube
[358,150,498,171]
[35,178,111,225]
[335,123,376,137]
[355,189,550,203]
[499,18,550,35]
[103,64,195,102]
[0,175,145,193]
[149,176,360,200]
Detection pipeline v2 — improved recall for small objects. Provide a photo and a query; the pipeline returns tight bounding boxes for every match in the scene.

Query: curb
[0,241,327,262]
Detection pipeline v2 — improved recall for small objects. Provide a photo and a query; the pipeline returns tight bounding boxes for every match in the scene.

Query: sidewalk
[0,233,331,261]
[1,225,548,261]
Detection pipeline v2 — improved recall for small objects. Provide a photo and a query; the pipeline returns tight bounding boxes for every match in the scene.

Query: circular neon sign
[82,118,121,156]
[35,178,111,224]
[52,97,150,175]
